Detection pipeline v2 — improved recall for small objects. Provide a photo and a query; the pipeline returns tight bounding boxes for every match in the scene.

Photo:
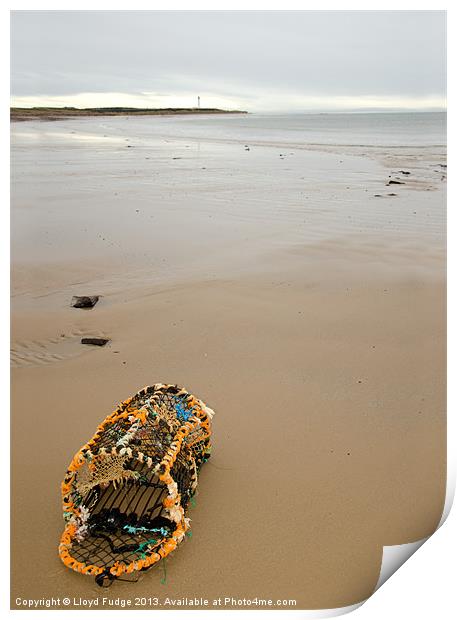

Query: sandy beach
[11,113,446,610]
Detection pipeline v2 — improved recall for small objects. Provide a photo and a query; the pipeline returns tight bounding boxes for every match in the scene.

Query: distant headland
[10,107,248,121]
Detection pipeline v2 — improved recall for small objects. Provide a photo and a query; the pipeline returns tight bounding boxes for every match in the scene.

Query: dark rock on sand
[71,295,99,308]
[398,170,411,175]
[387,193,398,196]
[81,337,110,346]
[387,180,405,185]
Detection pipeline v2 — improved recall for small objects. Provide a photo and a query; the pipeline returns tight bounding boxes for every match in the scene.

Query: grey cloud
[11,11,446,104]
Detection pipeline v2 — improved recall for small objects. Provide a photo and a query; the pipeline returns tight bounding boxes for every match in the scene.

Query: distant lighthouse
[197,96,200,109]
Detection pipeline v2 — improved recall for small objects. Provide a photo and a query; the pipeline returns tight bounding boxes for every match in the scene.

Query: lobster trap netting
[59,383,214,585]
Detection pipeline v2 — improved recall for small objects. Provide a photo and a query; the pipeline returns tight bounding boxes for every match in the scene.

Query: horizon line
[9,104,446,115]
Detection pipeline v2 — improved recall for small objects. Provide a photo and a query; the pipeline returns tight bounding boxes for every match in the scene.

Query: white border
[3,3,452,618]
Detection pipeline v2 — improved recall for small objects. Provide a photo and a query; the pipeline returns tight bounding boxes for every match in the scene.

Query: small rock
[374,194,383,197]
[387,193,397,196]
[398,170,411,175]
[71,295,99,308]
[387,180,405,185]
[81,337,110,346]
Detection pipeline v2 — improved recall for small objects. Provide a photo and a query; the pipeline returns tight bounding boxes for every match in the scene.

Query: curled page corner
[293,472,455,619]
[374,470,455,593]
[375,537,428,591]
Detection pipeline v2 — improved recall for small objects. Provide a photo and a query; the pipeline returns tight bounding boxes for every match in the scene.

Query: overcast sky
[11,11,446,111]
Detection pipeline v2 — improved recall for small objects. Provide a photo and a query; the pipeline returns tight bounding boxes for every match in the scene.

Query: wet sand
[11,117,446,610]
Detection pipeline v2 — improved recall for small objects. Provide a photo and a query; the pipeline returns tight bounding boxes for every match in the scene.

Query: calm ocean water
[145,111,446,148]
[12,109,445,284]
[13,111,446,152]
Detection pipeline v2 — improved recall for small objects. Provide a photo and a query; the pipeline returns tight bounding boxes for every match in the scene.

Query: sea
[130,111,447,148]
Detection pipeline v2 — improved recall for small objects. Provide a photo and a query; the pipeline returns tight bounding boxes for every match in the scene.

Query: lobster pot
[59,384,213,585]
